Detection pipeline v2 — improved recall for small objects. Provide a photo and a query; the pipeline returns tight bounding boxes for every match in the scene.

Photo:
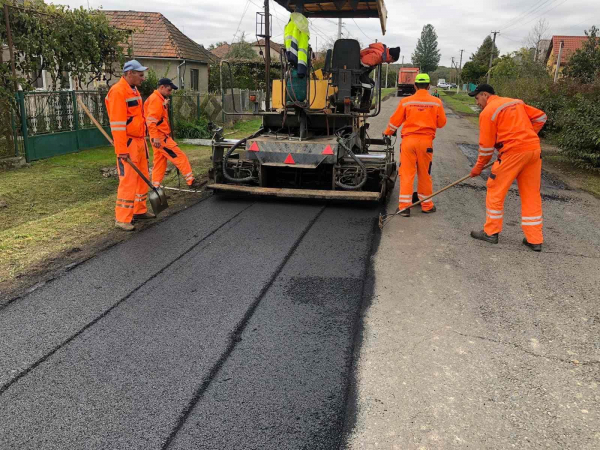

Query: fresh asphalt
[0,185,380,447]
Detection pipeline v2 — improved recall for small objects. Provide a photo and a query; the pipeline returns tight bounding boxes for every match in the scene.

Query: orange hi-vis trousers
[152,136,194,187]
[484,149,543,244]
[116,137,149,223]
[399,135,435,211]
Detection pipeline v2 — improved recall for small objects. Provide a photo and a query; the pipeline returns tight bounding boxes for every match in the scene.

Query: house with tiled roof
[210,43,232,60]
[102,10,217,92]
[545,35,588,76]
[251,39,284,60]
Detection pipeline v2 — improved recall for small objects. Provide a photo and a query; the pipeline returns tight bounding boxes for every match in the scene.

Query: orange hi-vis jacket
[384,89,447,139]
[105,77,146,155]
[144,90,171,140]
[360,43,393,67]
[474,95,547,171]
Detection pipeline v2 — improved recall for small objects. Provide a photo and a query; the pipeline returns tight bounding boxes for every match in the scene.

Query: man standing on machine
[105,60,154,232]
[144,78,203,190]
[383,73,446,216]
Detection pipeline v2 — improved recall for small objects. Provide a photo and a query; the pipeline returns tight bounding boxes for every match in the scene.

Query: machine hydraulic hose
[222,129,264,183]
[336,137,368,190]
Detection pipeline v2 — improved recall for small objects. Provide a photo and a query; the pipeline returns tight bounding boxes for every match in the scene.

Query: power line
[501,0,565,33]
[232,0,252,42]
[499,0,555,32]
[518,0,569,29]
[351,18,374,41]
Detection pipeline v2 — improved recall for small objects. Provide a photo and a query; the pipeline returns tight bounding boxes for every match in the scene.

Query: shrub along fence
[9,89,265,162]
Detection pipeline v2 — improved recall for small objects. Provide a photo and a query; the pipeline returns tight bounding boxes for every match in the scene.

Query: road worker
[359,43,400,111]
[144,78,203,190]
[383,73,447,216]
[105,60,154,232]
[468,84,547,252]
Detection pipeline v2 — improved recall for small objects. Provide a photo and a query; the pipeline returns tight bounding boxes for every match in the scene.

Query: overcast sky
[58,0,598,68]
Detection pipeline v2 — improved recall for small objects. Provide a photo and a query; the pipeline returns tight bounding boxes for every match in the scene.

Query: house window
[190,69,199,91]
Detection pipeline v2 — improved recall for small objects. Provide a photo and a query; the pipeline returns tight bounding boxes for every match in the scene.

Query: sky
[58,0,598,68]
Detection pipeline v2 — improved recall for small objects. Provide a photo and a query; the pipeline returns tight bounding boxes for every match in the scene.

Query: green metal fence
[14,90,112,162]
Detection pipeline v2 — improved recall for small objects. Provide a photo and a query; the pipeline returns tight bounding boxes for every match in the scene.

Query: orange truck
[397,67,420,96]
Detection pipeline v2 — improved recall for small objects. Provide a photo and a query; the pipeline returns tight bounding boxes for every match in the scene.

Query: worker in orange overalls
[468,84,547,252]
[383,73,447,216]
[359,43,400,111]
[144,78,203,190]
[105,60,154,231]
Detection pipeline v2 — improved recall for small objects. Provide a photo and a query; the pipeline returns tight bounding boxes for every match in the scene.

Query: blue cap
[123,60,148,72]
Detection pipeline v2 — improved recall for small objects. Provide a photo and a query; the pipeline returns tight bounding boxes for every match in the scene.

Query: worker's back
[144,90,171,139]
[480,95,542,154]
[397,89,446,138]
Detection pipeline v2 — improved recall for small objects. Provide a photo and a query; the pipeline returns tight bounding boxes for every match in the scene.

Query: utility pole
[451,57,455,84]
[554,40,564,83]
[264,0,271,110]
[337,18,342,40]
[487,31,499,84]
[385,63,389,88]
[457,49,464,92]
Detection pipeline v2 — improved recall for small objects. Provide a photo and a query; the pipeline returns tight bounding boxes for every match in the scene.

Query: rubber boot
[523,238,542,252]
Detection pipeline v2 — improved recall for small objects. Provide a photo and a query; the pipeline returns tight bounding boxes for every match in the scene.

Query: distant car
[448,83,457,88]
[437,82,450,89]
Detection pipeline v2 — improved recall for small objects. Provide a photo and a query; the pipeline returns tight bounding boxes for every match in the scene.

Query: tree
[471,36,500,67]
[0,0,128,104]
[525,18,550,62]
[226,32,259,61]
[563,26,600,82]
[461,35,501,83]
[411,24,441,73]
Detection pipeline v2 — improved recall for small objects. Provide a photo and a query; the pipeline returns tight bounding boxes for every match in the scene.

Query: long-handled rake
[379,161,494,230]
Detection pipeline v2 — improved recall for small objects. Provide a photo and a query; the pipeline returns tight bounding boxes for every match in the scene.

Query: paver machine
[208,0,395,202]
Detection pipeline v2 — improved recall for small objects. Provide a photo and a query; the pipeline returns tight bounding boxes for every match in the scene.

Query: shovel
[77,97,169,215]
[379,161,494,230]
[123,155,169,215]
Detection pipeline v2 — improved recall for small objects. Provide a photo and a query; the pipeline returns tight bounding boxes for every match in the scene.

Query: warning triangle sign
[322,145,334,155]
[248,142,259,152]
[284,153,295,164]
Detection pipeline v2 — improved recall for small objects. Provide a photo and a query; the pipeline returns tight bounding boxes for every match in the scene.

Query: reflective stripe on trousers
[483,149,543,244]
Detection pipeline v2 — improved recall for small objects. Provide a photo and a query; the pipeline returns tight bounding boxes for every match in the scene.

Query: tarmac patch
[286,276,362,307]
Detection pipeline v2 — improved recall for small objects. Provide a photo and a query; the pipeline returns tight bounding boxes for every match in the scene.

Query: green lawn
[0,138,216,289]
[439,90,480,116]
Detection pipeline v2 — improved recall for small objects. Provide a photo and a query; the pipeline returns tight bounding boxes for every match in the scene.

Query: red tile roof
[253,39,284,54]
[102,10,216,63]
[548,36,588,64]
[210,43,231,59]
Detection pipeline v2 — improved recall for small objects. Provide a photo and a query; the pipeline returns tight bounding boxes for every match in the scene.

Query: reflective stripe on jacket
[474,95,546,171]
[284,13,310,77]
[105,77,146,155]
[144,90,171,139]
[360,43,392,67]
[384,89,447,139]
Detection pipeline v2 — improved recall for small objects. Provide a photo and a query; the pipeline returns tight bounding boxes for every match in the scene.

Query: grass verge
[439,90,480,117]
[0,140,217,300]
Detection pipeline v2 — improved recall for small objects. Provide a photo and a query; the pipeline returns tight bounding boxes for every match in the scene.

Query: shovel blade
[149,187,169,215]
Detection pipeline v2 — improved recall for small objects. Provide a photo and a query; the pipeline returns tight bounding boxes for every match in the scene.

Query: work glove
[118,153,130,160]
[470,166,482,178]
[151,138,162,149]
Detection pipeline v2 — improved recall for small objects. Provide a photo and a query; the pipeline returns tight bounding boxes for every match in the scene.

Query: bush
[173,116,212,139]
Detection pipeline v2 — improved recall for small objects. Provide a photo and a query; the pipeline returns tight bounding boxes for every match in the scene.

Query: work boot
[523,238,542,252]
[188,178,206,191]
[133,212,156,221]
[397,207,410,217]
[115,221,135,231]
[470,230,499,244]
[422,205,437,214]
